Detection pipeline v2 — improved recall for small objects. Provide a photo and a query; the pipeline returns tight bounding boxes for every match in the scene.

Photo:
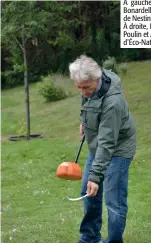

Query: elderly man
[69,55,136,243]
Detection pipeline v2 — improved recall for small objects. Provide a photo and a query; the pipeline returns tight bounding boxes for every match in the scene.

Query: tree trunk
[22,41,30,138]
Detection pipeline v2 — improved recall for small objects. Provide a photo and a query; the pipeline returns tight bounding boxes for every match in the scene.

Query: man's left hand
[87,181,99,197]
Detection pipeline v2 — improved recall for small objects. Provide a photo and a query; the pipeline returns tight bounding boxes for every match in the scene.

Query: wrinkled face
[75,79,99,98]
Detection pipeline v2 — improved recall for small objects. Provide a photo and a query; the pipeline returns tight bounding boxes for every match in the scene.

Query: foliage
[1,1,50,88]
[102,56,118,74]
[1,1,151,88]
[1,1,50,43]
[1,70,24,88]
[118,63,128,76]
[38,80,68,102]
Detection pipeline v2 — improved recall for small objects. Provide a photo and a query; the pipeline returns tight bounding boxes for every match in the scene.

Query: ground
[1,61,151,243]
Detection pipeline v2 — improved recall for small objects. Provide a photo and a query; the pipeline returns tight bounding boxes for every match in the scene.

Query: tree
[2,1,50,138]
[2,1,150,91]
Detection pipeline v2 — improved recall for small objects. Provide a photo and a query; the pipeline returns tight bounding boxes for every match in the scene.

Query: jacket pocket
[81,109,100,131]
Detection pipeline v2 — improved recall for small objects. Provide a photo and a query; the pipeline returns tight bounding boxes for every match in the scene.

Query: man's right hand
[80,124,83,136]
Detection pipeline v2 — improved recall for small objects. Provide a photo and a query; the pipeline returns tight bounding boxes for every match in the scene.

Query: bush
[1,69,24,89]
[38,80,68,102]
[102,56,118,74]
[118,63,128,75]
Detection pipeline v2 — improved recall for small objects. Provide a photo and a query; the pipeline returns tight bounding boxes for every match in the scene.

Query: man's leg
[104,156,132,243]
[79,153,103,243]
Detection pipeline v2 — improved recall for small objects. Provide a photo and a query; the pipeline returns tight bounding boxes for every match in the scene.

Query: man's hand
[80,124,83,136]
[87,181,99,197]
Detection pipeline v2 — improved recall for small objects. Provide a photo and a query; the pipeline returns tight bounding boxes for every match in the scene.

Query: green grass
[1,62,151,243]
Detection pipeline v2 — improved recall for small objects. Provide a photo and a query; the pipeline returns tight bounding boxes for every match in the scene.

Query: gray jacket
[80,69,136,184]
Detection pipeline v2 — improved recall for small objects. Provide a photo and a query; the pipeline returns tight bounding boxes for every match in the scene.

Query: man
[69,55,136,243]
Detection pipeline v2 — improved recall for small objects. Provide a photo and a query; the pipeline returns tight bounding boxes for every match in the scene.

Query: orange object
[56,162,82,180]
[56,135,85,181]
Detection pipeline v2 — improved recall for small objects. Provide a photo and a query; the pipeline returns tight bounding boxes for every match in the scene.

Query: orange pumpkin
[56,162,82,180]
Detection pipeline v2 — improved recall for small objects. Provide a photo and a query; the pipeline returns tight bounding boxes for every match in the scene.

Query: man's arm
[88,102,122,184]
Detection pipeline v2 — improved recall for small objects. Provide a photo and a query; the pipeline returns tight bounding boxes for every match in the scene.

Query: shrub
[118,63,128,75]
[1,70,24,88]
[38,80,67,102]
[102,56,118,74]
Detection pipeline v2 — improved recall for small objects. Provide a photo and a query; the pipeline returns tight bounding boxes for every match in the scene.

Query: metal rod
[74,134,85,164]
[66,194,88,201]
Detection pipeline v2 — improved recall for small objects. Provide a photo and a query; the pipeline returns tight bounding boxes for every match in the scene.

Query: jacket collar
[81,71,111,105]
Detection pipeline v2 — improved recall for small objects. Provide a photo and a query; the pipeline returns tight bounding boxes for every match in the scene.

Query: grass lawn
[1,61,151,243]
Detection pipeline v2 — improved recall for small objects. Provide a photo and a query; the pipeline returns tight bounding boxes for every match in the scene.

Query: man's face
[75,79,99,98]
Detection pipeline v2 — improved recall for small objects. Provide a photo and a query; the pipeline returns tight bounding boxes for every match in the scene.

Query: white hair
[69,55,102,82]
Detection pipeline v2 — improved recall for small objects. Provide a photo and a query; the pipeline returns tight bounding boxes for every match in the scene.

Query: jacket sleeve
[88,103,122,184]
